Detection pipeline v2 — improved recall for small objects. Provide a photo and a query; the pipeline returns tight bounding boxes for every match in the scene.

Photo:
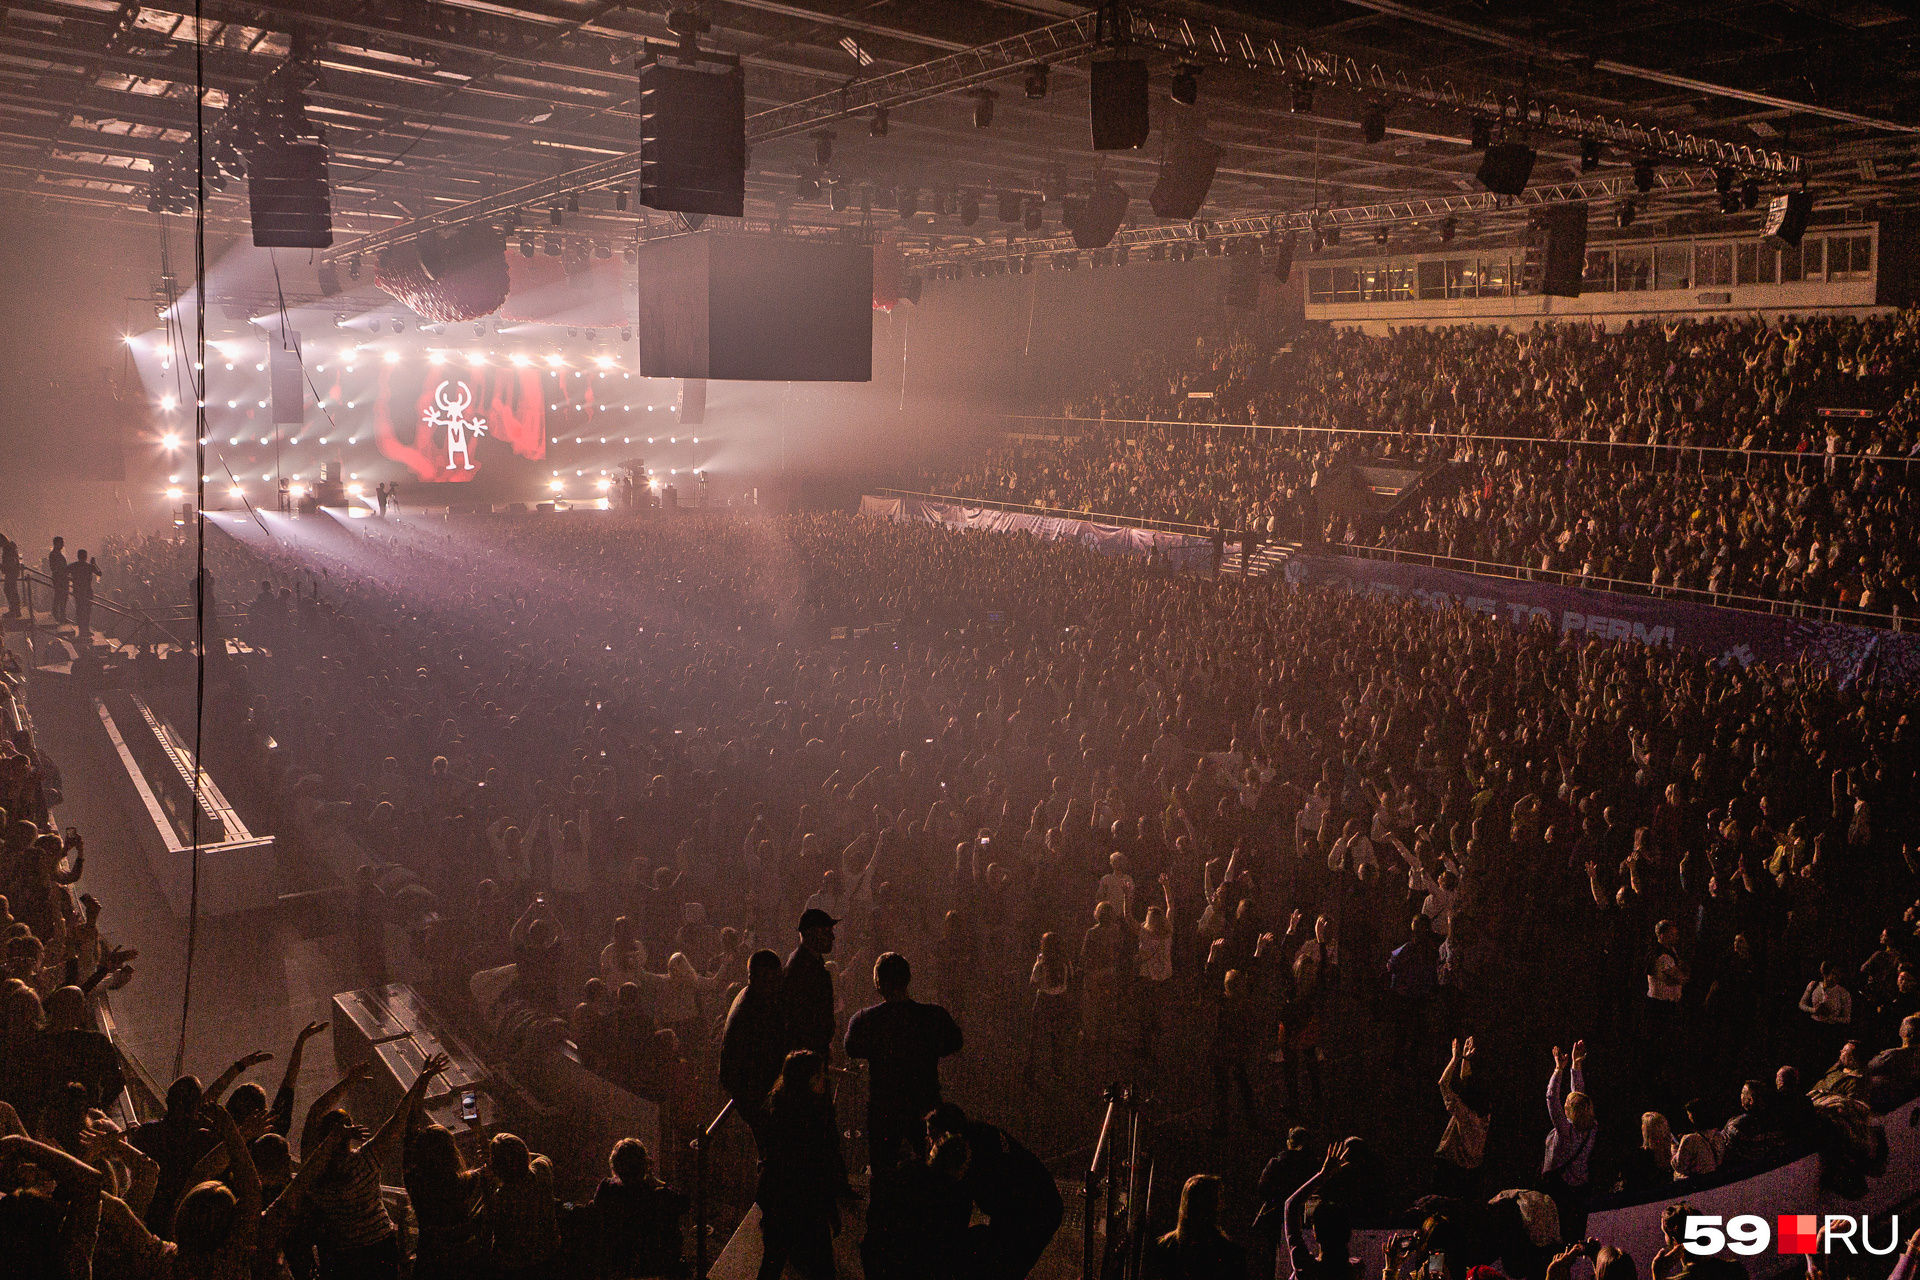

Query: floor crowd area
[6,506,1917,1278]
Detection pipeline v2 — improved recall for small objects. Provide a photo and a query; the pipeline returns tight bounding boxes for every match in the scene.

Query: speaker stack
[1523,204,1588,298]
[248,140,333,248]
[639,51,746,217]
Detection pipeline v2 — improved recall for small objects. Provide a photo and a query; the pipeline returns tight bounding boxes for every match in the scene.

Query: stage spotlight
[1290,80,1314,114]
[1323,223,1340,245]
[1633,159,1656,192]
[1170,64,1199,106]
[1741,178,1760,211]
[1374,226,1389,246]
[1025,64,1050,99]
[1469,117,1492,149]
[383,350,401,364]
[620,327,632,342]
[796,174,820,200]
[1023,201,1043,232]
[812,129,835,167]
[544,236,562,256]
[594,243,612,258]
[1362,104,1387,144]
[567,327,578,337]
[970,88,995,128]
[1580,137,1602,172]
[473,322,486,337]
[959,193,980,225]
[870,105,889,137]
[347,255,361,280]
[392,319,405,333]
[830,184,849,212]
[615,187,628,212]
[1440,216,1457,243]
[550,205,563,225]
[1616,199,1636,228]
[899,188,919,218]
[566,193,579,213]
[161,433,181,449]
[623,245,638,265]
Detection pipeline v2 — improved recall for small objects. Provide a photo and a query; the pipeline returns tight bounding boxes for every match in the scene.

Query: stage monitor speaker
[1089,58,1149,151]
[1066,179,1129,249]
[1270,230,1298,283]
[1149,133,1221,220]
[1226,251,1261,309]
[1475,141,1537,197]
[248,141,332,248]
[678,378,706,425]
[1524,203,1587,297]
[270,341,304,424]
[635,232,872,381]
[1764,190,1813,248]
[639,55,746,218]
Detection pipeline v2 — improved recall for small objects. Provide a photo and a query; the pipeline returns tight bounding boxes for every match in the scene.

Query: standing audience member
[1147,1174,1247,1280]
[755,1050,846,1280]
[844,951,963,1180]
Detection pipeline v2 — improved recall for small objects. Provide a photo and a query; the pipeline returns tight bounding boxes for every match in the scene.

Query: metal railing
[1085,1085,1151,1280]
[877,487,1905,630]
[870,489,1225,540]
[1322,542,1906,629]
[9,567,247,652]
[1004,414,1912,467]
[691,1098,735,1280]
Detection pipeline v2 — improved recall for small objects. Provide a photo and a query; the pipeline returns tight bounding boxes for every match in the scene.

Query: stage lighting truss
[316,3,1799,270]
[908,169,1708,272]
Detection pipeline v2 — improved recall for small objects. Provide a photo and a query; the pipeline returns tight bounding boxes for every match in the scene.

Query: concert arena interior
[9,2,1920,1278]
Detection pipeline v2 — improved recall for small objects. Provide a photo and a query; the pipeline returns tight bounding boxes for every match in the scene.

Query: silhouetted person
[70,549,99,641]
[721,949,788,1150]
[926,1102,1063,1280]
[1,534,19,617]
[756,1050,845,1280]
[845,951,963,1180]
[781,908,838,1059]
[45,536,66,623]
[1148,1174,1246,1280]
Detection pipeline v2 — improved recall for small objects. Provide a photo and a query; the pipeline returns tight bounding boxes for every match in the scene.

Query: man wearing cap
[782,907,839,1059]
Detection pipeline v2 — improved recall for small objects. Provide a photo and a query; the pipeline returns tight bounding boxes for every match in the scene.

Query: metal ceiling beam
[1337,0,1920,136]
[908,170,1709,267]
[322,9,1109,260]
[1118,8,1801,178]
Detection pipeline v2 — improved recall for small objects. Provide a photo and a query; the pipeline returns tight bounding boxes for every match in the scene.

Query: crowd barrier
[1285,553,1920,691]
[859,493,1220,570]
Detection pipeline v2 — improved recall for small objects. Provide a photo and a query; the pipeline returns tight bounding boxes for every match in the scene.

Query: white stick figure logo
[424,380,489,470]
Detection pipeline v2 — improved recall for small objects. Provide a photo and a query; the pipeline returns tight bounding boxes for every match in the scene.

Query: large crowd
[5,499,1918,1278]
[915,314,1920,618]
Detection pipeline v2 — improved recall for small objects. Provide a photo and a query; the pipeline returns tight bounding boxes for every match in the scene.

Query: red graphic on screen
[373,364,545,481]
[1777,1216,1819,1255]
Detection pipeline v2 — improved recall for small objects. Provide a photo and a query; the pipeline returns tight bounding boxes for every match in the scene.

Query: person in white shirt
[600,915,649,987]
[1097,853,1135,914]
[1328,821,1376,874]
[1121,874,1175,1061]
[1386,834,1459,938]
[1801,960,1854,1070]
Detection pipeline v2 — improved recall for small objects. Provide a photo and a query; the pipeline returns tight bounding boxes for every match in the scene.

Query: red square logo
[1778,1216,1820,1255]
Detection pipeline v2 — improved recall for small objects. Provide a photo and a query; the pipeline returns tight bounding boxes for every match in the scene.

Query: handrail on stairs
[692,1097,736,1279]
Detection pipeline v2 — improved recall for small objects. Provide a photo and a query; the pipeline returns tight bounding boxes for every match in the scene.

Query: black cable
[173,0,208,1084]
